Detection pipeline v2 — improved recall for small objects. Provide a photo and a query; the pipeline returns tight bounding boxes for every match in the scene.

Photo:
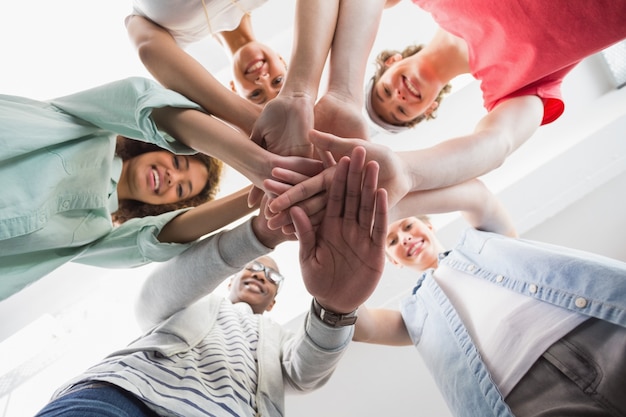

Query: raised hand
[291,146,388,314]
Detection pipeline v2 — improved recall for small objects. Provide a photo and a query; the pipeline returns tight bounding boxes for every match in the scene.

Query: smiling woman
[112,137,223,224]
[0,76,268,302]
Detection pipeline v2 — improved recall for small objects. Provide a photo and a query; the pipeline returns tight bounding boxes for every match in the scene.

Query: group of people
[1,0,625,416]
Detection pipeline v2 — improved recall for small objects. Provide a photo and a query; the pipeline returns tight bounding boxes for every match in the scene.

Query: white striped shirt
[74,300,261,417]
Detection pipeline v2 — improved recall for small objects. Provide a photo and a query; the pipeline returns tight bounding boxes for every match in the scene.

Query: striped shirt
[71,300,261,417]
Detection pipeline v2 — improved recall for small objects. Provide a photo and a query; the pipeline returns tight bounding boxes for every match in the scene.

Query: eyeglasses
[245,261,285,290]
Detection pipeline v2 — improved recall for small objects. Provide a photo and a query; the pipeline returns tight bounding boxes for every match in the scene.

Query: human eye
[177,184,183,199]
[399,106,407,116]
[172,156,180,169]
[404,222,413,231]
[383,87,391,97]
[249,89,262,100]
[272,76,284,86]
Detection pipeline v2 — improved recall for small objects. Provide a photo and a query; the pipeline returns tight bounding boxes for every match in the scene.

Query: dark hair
[371,44,452,128]
[111,136,223,224]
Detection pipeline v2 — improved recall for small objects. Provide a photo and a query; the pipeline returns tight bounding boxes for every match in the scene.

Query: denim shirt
[0,77,204,300]
[401,228,626,417]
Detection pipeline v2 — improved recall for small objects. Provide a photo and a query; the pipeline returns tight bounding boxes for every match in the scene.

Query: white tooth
[153,169,160,190]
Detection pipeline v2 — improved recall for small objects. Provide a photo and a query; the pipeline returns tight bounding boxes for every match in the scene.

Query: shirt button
[528,284,538,294]
[495,275,504,283]
[466,264,476,272]
[62,200,70,209]
[574,297,588,308]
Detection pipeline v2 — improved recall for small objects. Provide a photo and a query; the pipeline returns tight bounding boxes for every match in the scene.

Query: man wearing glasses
[35,148,387,417]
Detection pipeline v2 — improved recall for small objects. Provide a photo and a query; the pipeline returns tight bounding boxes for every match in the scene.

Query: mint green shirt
[0,77,205,300]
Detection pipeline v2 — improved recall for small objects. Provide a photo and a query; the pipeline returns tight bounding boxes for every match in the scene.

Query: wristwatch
[311,298,358,327]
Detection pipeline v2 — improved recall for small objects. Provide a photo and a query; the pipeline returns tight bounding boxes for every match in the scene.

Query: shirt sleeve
[280,305,354,393]
[49,77,203,154]
[134,218,273,330]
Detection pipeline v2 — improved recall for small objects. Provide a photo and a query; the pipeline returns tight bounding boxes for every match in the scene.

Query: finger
[343,147,367,224]
[268,173,327,213]
[277,156,324,177]
[263,178,293,197]
[309,129,360,158]
[271,167,311,185]
[267,210,293,230]
[290,206,315,259]
[358,161,380,232]
[317,149,337,169]
[247,186,264,208]
[371,188,389,247]
[325,156,351,219]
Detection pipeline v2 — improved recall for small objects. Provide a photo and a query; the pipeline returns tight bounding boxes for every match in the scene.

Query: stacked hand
[291,146,387,314]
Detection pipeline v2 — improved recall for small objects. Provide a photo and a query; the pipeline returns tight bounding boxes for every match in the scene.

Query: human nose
[166,169,183,186]
[254,71,270,85]
[401,233,412,245]
[396,87,406,101]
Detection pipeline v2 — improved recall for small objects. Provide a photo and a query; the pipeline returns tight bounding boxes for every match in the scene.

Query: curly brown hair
[372,44,452,128]
[111,136,223,224]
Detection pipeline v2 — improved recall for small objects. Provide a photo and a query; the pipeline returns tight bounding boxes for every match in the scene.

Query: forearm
[151,106,271,189]
[326,0,385,104]
[401,96,543,192]
[391,180,517,237]
[353,306,412,346]
[157,186,256,243]
[282,0,340,98]
[127,15,259,134]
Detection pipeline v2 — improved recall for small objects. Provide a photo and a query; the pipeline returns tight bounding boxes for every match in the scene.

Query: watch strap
[311,298,358,327]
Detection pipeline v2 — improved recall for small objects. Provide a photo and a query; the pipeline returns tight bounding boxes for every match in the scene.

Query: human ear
[229,80,237,93]
[384,53,403,68]
[265,299,276,312]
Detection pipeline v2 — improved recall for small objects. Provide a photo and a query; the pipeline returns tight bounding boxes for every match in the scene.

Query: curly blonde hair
[111,136,223,224]
[371,44,452,128]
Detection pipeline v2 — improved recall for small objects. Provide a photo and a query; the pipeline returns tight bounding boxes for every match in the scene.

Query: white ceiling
[1,1,625,416]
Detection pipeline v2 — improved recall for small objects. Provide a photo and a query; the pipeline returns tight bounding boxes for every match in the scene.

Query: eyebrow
[375,87,403,124]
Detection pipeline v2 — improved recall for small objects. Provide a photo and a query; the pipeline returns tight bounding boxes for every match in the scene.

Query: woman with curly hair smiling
[0,77,320,301]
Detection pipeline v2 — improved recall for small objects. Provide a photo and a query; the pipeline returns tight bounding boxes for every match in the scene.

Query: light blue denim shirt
[401,228,626,417]
[0,77,205,300]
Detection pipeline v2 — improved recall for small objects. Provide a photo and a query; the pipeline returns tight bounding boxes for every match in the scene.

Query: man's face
[228,258,281,314]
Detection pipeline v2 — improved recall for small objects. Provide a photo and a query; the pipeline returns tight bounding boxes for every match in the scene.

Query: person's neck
[417,27,471,84]
[214,14,255,56]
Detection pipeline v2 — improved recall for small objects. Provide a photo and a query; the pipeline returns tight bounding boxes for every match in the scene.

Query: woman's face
[385,216,440,271]
[122,151,209,205]
[230,41,286,106]
[370,54,440,125]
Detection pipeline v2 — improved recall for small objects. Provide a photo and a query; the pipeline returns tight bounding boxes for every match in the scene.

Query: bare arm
[392,179,518,237]
[151,106,324,193]
[157,185,256,243]
[313,0,386,139]
[266,95,543,219]
[126,15,260,135]
[399,95,544,191]
[353,305,412,346]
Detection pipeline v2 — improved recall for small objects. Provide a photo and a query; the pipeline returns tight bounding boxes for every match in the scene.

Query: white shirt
[130,0,269,47]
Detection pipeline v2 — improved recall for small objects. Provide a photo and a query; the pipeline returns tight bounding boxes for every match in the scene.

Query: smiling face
[228,257,280,314]
[370,54,441,125]
[120,151,210,205]
[230,41,286,106]
[385,216,443,271]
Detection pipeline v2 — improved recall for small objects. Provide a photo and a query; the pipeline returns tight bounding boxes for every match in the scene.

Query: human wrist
[251,215,285,249]
[311,298,358,327]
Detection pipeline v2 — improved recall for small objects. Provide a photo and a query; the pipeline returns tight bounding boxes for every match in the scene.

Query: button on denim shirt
[401,228,626,417]
[0,77,204,300]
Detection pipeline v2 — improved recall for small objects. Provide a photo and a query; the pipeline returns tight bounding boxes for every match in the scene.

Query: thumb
[309,129,355,160]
